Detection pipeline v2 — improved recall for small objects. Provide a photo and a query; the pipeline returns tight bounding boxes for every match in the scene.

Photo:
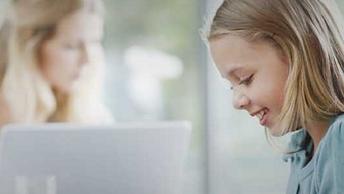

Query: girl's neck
[306,121,331,154]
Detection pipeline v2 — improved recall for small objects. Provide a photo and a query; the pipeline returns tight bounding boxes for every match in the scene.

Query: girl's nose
[232,91,250,109]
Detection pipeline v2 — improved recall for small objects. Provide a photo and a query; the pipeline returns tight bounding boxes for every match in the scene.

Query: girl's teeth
[257,110,265,120]
[257,112,262,120]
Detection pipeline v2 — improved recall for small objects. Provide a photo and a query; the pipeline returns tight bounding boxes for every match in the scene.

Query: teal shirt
[284,114,344,194]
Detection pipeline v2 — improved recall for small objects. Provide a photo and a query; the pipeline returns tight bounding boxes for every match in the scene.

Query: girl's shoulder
[312,113,344,192]
[314,113,344,163]
[315,113,344,155]
[322,113,344,144]
[283,113,344,163]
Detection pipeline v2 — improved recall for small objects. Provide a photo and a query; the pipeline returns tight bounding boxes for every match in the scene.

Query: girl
[0,0,113,127]
[205,0,344,193]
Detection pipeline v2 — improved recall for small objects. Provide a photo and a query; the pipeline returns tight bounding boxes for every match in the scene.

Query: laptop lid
[0,121,191,194]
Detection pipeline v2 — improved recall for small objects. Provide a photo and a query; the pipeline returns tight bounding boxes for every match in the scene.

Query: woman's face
[209,34,289,135]
[39,10,104,94]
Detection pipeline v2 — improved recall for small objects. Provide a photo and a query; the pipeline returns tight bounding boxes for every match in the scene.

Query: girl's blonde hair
[0,0,112,124]
[205,0,344,135]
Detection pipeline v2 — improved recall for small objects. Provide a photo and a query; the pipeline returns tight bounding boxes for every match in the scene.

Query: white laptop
[0,121,191,194]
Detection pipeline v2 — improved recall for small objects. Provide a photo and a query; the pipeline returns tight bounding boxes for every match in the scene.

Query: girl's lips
[259,109,268,126]
[260,112,267,126]
[251,108,269,126]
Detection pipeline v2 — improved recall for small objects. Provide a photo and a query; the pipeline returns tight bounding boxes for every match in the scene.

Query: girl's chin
[267,124,284,137]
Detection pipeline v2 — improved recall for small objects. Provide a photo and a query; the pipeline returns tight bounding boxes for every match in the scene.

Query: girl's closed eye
[226,75,253,90]
[239,74,254,86]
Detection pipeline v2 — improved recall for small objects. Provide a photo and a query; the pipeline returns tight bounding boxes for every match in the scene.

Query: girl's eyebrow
[225,66,244,80]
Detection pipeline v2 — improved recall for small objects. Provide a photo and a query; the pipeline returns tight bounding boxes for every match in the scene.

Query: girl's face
[39,10,104,94]
[209,34,289,135]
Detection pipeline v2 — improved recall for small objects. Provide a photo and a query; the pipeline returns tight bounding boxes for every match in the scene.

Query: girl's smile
[250,108,268,126]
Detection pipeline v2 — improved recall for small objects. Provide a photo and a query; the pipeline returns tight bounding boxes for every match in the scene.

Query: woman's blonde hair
[0,0,112,124]
[205,0,344,135]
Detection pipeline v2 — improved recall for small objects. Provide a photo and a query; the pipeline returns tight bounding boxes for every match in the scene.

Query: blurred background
[1,0,344,193]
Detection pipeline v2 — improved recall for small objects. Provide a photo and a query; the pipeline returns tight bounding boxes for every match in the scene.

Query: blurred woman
[0,0,113,127]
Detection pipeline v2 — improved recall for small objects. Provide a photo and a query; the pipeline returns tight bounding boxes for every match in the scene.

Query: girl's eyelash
[227,74,253,90]
[239,74,254,85]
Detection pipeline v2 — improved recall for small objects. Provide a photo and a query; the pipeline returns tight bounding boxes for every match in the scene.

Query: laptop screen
[0,122,191,194]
